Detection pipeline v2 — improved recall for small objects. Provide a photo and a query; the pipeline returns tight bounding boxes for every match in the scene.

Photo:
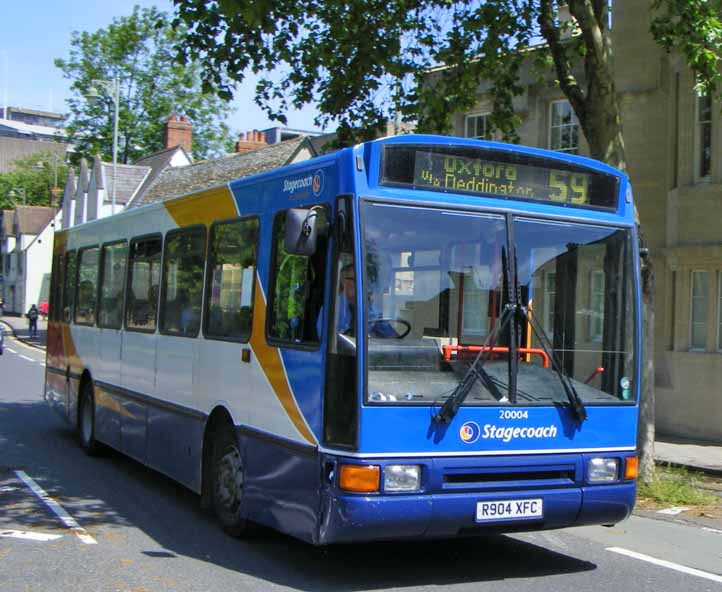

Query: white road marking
[18,354,35,362]
[5,347,17,354]
[607,547,722,584]
[14,470,97,545]
[0,529,63,542]
[702,527,722,535]
[0,486,18,492]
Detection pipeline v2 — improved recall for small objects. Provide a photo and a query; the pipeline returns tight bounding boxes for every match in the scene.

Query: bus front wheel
[78,380,101,456]
[211,425,248,537]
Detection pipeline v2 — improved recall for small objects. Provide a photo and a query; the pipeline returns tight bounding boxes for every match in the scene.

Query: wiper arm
[517,301,587,422]
[433,304,515,424]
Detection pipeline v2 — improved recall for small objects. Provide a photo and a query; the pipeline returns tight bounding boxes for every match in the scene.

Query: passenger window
[63,251,76,324]
[204,217,259,341]
[50,254,64,322]
[126,236,162,332]
[160,226,206,337]
[268,207,329,344]
[98,241,128,329]
[75,246,100,326]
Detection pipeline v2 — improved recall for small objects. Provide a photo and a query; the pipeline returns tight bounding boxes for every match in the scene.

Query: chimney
[235,129,267,153]
[165,114,193,153]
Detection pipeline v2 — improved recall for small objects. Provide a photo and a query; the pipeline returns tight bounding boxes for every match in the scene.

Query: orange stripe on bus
[249,282,317,445]
[163,185,238,227]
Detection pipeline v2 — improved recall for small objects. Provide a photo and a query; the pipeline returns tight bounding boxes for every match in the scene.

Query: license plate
[475,498,543,522]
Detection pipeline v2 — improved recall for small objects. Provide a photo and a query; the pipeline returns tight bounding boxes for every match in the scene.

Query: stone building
[450,0,722,442]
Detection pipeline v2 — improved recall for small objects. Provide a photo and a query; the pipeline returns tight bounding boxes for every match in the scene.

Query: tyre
[211,425,248,537]
[78,380,101,456]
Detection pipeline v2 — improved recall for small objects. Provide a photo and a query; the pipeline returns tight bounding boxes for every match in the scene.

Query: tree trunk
[637,246,656,484]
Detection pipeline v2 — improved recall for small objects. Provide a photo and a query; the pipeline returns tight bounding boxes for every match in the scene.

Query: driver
[339,264,397,338]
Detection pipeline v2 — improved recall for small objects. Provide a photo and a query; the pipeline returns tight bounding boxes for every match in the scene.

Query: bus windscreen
[381,145,620,210]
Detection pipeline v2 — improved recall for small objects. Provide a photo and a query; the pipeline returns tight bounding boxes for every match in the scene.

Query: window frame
[202,215,260,344]
[97,239,128,330]
[73,244,100,327]
[124,232,163,334]
[589,269,605,342]
[549,99,580,154]
[465,112,493,140]
[695,91,712,181]
[689,269,709,351]
[159,224,207,339]
[62,249,77,324]
[265,205,329,351]
[717,271,722,352]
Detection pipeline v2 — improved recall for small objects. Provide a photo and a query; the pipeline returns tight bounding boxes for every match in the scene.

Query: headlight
[383,465,421,492]
[588,457,619,483]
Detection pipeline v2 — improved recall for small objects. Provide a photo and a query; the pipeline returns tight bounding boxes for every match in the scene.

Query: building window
[590,270,605,341]
[466,113,492,140]
[690,270,709,350]
[697,92,712,178]
[718,272,722,351]
[550,100,579,154]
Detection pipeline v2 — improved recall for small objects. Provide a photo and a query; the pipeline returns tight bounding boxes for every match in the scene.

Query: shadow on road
[0,399,597,589]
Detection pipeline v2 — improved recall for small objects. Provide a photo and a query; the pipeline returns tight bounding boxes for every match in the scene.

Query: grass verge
[637,465,719,506]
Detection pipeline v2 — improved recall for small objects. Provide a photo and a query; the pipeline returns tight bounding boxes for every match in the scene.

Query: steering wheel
[369,318,411,339]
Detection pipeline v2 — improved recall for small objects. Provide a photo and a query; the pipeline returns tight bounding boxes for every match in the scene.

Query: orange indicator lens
[339,464,380,493]
[624,457,638,480]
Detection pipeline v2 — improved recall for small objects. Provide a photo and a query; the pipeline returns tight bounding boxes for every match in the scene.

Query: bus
[45,135,640,545]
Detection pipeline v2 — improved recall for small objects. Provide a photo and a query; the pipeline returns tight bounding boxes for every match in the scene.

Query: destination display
[381,146,619,210]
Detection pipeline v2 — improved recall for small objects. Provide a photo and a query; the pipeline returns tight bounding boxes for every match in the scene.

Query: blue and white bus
[45,135,640,544]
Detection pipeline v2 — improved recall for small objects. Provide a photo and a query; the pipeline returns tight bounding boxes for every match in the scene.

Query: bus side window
[98,241,128,329]
[160,226,206,338]
[75,246,100,326]
[63,250,77,324]
[268,207,329,345]
[204,217,259,342]
[125,235,163,332]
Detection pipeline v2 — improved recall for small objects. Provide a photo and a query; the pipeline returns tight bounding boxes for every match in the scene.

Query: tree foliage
[0,151,68,211]
[56,6,234,164]
[173,0,722,483]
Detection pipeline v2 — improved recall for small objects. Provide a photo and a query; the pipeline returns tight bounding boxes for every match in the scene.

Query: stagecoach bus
[45,135,640,544]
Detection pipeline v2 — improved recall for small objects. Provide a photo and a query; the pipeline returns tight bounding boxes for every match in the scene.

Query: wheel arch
[200,405,238,510]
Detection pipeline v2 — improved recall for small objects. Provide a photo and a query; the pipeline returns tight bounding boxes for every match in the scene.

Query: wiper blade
[518,301,587,422]
[433,304,514,424]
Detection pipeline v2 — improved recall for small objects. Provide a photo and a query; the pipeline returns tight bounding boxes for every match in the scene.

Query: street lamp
[86,77,120,214]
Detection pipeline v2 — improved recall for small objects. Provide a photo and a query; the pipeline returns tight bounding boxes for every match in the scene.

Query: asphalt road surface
[1,326,721,592]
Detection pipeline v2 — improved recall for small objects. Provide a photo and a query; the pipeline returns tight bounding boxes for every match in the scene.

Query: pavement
[1,313,720,476]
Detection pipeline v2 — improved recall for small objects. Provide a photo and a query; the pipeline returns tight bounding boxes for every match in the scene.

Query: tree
[0,151,68,211]
[173,0,722,483]
[56,5,234,164]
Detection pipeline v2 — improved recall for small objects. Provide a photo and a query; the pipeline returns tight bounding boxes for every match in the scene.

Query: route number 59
[549,170,589,204]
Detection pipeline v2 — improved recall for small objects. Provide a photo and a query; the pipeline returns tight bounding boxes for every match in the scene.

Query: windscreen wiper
[433,245,587,424]
[434,246,517,424]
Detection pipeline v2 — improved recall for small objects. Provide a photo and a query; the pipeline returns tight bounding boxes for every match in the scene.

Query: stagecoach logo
[460,421,481,444]
[282,169,324,197]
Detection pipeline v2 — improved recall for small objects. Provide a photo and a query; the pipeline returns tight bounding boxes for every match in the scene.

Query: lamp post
[86,77,120,215]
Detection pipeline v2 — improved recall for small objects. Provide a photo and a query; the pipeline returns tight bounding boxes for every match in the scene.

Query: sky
[0,0,321,136]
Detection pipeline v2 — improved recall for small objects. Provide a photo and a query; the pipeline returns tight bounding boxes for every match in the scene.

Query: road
[1,326,721,592]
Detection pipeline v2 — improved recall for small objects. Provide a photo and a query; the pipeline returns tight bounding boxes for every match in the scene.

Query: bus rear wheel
[78,380,101,456]
[211,425,248,537]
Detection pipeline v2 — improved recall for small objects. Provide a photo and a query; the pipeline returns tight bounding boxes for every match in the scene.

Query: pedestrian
[27,304,39,339]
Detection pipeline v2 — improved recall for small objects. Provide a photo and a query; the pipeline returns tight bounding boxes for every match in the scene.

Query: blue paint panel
[578,483,636,525]
[358,404,638,454]
[241,429,321,544]
[147,406,204,493]
[279,348,324,438]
